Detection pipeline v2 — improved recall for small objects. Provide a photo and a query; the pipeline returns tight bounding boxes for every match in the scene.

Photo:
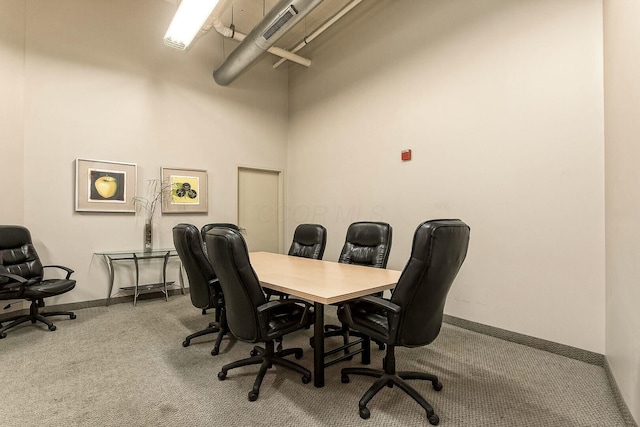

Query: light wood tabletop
[249,251,402,387]
[250,251,401,304]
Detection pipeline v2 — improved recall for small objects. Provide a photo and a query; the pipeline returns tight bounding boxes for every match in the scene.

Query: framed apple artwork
[75,158,137,212]
[89,170,125,201]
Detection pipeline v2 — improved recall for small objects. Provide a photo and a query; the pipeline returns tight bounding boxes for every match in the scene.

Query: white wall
[0,0,25,225]
[1,0,288,303]
[604,0,640,422]
[287,0,605,352]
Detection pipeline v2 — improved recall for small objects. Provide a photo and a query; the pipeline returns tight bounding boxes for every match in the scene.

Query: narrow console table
[96,249,185,306]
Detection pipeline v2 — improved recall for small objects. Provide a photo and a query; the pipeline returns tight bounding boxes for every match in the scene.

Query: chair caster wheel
[341,375,350,384]
[294,349,303,359]
[276,343,283,352]
[211,348,219,356]
[248,391,259,401]
[0,332,6,339]
[377,342,385,350]
[433,381,443,391]
[359,407,370,419]
[428,414,440,425]
[182,340,189,347]
[217,371,227,381]
[250,349,258,357]
[48,325,56,331]
[70,314,77,320]
[301,375,311,384]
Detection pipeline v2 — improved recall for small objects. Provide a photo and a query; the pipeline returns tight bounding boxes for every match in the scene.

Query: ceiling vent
[213,0,324,86]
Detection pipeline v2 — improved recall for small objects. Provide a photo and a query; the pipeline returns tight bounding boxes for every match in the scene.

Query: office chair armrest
[342,295,401,334]
[0,273,27,296]
[207,278,224,306]
[257,298,314,330]
[0,272,28,284]
[354,295,401,313]
[42,265,75,279]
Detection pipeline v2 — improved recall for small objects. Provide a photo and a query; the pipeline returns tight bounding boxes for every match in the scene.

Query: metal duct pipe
[213,0,325,86]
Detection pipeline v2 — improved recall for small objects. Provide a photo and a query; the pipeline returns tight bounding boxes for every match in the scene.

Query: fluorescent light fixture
[164,0,219,50]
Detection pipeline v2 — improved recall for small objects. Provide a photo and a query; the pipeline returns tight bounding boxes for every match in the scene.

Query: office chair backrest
[338,221,392,268]
[288,224,327,260]
[0,225,44,283]
[201,223,240,252]
[206,228,266,343]
[390,219,470,347]
[172,223,217,310]
[201,223,240,242]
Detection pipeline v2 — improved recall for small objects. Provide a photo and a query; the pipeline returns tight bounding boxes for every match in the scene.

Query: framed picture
[161,167,208,214]
[75,158,137,212]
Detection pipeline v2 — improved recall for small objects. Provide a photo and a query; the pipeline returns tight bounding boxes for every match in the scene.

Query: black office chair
[289,223,327,259]
[319,221,392,353]
[172,224,227,356]
[0,225,76,338]
[266,223,327,301]
[206,227,314,401]
[201,223,240,254]
[201,223,240,242]
[340,219,470,425]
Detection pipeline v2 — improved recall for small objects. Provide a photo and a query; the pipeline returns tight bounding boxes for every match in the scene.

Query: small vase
[144,219,152,251]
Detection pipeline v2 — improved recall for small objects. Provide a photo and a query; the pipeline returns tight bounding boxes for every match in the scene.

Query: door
[237,167,283,253]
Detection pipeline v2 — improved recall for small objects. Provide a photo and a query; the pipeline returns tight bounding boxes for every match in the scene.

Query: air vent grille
[263,5,298,41]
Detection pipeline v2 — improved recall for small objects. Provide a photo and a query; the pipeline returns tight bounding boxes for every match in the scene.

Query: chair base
[341,345,443,425]
[183,309,230,356]
[341,368,442,425]
[217,341,311,401]
[0,299,76,339]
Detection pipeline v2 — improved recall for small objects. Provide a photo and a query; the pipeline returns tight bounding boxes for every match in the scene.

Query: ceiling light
[164,0,219,50]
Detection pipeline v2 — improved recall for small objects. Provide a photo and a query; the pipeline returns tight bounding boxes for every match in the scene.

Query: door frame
[237,165,285,254]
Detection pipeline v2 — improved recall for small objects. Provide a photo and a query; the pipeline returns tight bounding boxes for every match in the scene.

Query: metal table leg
[313,302,325,388]
[133,254,140,306]
[162,251,170,302]
[106,256,115,306]
[178,263,185,295]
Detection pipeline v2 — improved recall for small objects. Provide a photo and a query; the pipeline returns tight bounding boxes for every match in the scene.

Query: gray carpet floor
[0,295,629,426]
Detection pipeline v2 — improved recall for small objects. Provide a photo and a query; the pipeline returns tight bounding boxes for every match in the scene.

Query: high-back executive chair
[320,221,392,353]
[200,223,240,315]
[201,223,240,255]
[289,223,327,259]
[340,219,470,425]
[0,225,76,338]
[266,223,327,302]
[172,224,227,356]
[206,227,314,402]
[201,223,240,245]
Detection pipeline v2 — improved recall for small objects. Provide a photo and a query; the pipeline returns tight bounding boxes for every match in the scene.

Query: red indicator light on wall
[401,149,412,161]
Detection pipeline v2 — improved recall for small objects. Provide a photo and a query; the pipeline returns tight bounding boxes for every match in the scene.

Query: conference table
[249,251,401,387]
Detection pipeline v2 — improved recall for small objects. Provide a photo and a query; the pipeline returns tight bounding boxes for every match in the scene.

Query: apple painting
[94,175,118,198]
[89,169,126,202]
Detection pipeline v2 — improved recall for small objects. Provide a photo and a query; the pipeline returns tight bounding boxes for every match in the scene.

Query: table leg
[313,302,325,388]
[178,263,185,295]
[162,251,170,302]
[106,256,114,306]
[133,254,139,306]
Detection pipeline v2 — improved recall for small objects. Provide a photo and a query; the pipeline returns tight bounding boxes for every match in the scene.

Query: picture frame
[75,158,137,213]
[161,167,208,214]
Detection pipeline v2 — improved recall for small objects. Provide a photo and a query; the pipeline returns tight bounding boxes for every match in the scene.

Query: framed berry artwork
[160,167,208,214]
